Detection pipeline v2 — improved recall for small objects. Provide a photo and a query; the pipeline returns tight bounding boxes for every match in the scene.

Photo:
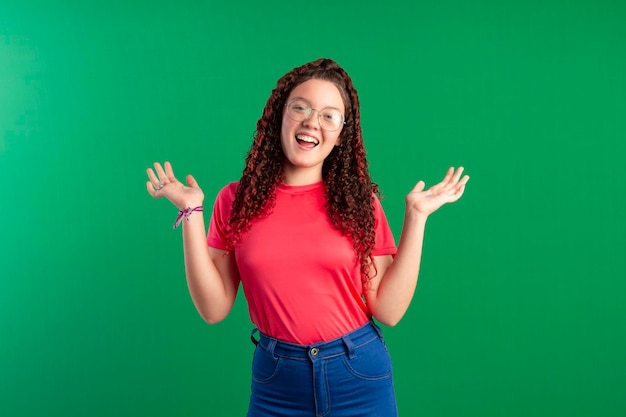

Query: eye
[290,100,310,114]
[322,110,343,123]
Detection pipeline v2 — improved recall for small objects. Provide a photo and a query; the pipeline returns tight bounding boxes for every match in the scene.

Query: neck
[282,165,323,186]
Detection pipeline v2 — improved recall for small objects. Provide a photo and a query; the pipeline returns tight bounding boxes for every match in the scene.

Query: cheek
[327,131,342,147]
[334,124,346,145]
[279,118,296,152]
[279,121,289,144]
[280,114,295,136]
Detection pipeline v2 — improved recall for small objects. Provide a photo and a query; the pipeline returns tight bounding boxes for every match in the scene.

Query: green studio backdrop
[1,1,625,416]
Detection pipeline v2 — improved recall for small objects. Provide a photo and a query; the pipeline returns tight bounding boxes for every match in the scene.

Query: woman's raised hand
[406,167,469,217]
[146,161,204,210]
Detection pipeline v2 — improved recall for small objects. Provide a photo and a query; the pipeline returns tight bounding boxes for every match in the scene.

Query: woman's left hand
[406,167,470,217]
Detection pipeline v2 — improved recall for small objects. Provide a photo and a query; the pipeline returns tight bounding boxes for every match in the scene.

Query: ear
[335,131,343,146]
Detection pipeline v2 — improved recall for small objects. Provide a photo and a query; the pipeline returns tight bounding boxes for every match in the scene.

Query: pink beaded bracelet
[173,206,203,229]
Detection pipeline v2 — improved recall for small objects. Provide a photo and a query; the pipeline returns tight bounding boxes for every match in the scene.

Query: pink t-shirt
[207,181,397,345]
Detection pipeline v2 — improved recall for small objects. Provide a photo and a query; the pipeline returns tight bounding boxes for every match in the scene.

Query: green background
[2,0,625,416]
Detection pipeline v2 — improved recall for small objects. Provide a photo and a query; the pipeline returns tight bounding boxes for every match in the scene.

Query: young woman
[146,58,469,417]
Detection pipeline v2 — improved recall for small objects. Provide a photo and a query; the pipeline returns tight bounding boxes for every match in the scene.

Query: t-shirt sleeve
[206,182,238,250]
[372,194,397,256]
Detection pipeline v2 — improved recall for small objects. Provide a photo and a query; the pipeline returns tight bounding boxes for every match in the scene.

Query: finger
[448,173,469,194]
[411,180,426,193]
[441,167,455,184]
[186,174,200,189]
[146,181,157,197]
[450,183,467,200]
[451,166,465,184]
[146,167,160,186]
[153,162,169,184]
[429,179,448,194]
[164,161,177,182]
[430,167,454,193]
[449,176,469,198]
[441,167,465,192]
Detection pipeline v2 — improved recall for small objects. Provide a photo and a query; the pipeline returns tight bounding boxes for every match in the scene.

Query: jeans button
[310,347,319,356]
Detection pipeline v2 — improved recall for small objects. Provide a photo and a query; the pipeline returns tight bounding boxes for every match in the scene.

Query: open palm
[406,167,469,216]
[146,161,204,210]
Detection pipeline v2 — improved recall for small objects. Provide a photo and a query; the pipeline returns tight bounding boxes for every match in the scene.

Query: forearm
[369,211,427,326]
[181,213,238,324]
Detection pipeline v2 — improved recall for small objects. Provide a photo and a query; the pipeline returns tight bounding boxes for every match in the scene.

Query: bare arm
[180,215,240,324]
[146,161,240,324]
[365,167,469,326]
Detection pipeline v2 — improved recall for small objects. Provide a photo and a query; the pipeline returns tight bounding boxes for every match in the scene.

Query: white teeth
[296,134,319,145]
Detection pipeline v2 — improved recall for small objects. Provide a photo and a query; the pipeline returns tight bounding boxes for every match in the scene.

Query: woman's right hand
[146,161,204,210]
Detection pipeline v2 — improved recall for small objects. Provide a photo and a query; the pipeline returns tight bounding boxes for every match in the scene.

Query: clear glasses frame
[285,99,346,132]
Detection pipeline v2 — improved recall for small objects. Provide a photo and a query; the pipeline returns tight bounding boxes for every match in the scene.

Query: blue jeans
[247,321,398,417]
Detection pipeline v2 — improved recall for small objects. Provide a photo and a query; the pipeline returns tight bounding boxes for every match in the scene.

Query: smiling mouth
[296,134,319,148]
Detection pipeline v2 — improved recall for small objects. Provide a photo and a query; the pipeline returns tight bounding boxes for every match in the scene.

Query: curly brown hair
[227,58,380,282]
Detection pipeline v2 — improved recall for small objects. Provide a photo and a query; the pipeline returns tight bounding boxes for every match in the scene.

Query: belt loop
[342,335,357,359]
[250,328,260,346]
[371,320,384,340]
[267,338,277,359]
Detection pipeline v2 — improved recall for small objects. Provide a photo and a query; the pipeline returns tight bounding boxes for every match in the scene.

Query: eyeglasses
[285,99,345,132]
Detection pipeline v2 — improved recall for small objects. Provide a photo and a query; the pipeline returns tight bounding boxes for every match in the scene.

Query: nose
[302,109,321,129]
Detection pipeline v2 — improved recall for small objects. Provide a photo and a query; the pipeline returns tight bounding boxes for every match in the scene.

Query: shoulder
[371,192,385,209]
[216,181,240,202]
[209,182,240,217]
[371,192,391,223]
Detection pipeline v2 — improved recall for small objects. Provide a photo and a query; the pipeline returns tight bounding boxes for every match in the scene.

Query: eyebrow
[291,97,344,112]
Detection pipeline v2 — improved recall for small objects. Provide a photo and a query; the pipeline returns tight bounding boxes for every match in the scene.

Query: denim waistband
[251,321,384,361]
